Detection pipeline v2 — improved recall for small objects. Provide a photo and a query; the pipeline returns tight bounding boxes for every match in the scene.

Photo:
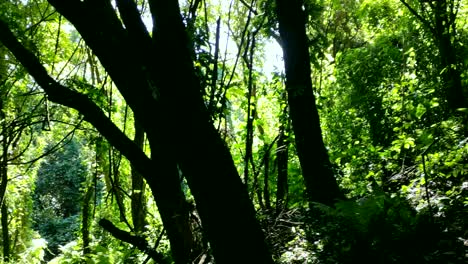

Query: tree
[399,0,467,110]
[275,0,343,205]
[32,140,86,259]
[0,1,273,263]
[0,39,49,262]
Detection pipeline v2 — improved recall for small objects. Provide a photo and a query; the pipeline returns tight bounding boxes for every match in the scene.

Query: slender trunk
[1,200,9,262]
[0,60,9,260]
[106,87,126,221]
[82,185,93,256]
[208,17,221,116]
[253,165,265,210]
[263,147,271,210]
[276,0,343,206]
[276,124,289,212]
[108,147,126,222]
[244,36,255,190]
[131,119,147,233]
[0,46,6,209]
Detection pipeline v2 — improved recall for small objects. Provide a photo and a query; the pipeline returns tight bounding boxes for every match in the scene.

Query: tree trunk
[148,1,273,262]
[263,147,271,210]
[276,124,289,212]
[1,200,9,262]
[131,119,147,233]
[108,147,126,222]
[276,0,343,206]
[244,35,256,192]
[0,50,9,261]
[81,184,93,256]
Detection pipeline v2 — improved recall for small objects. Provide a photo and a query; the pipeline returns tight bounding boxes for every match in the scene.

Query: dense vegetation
[0,0,467,263]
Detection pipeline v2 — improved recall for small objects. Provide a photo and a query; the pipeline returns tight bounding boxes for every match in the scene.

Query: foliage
[0,0,467,263]
[305,193,462,264]
[32,139,88,259]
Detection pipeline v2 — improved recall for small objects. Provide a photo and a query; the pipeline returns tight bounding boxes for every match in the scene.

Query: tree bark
[276,0,343,206]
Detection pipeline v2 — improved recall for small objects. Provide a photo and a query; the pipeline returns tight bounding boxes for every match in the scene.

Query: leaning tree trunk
[0,0,273,262]
[276,0,343,206]
[148,1,273,263]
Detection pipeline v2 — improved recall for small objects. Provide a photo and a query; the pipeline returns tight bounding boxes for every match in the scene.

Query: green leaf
[415,103,426,119]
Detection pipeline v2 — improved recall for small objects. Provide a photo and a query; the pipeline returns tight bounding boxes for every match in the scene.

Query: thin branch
[399,0,436,35]
[8,119,80,165]
[208,17,221,116]
[238,0,258,15]
[98,219,167,263]
[225,0,255,89]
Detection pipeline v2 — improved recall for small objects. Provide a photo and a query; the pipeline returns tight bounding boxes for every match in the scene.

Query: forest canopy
[0,0,467,263]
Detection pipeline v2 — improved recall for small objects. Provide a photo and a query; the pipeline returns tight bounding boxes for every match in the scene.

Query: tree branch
[399,0,436,35]
[0,19,155,179]
[115,0,153,47]
[98,219,167,263]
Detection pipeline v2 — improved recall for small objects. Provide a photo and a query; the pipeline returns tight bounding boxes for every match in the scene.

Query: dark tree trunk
[276,0,343,206]
[131,119,147,233]
[263,147,272,210]
[1,201,9,262]
[148,2,273,262]
[276,124,289,212]
[0,46,7,210]
[253,165,265,210]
